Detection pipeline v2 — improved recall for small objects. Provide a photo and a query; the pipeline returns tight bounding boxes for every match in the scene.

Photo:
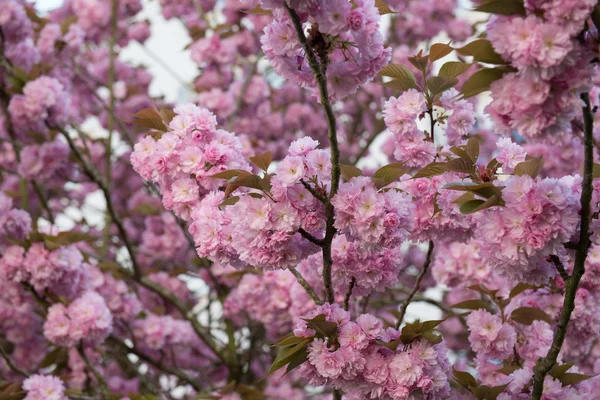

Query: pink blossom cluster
[432,240,510,296]
[22,374,67,400]
[0,242,91,298]
[485,0,597,139]
[474,174,580,284]
[398,173,477,243]
[133,314,215,370]
[294,303,451,400]
[131,104,250,219]
[260,0,391,99]
[8,76,71,136]
[0,193,31,242]
[17,139,70,181]
[386,0,471,44]
[43,291,113,347]
[495,137,527,174]
[297,236,408,296]
[383,89,435,168]
[223,270,314,339]
[383,88,477,167]
[331,177,414,246]
[467,309,516,361]
[88,267,142,322]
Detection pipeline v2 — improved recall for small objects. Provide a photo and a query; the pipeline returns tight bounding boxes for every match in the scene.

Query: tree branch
[396,241,434,329]
[344,277,356,311]
[285,3,339,304]
[531,92,595,399]
[549,255,570,283]
[108,336,203,391]
[0,344,28,378]
[288,266,323,305]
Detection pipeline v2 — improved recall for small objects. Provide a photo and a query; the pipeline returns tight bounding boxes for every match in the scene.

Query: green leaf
[559,372,596,386]
[460,199,485,214]
[487,158,501,171]
[372,162,408,189]
[379,64,417,82]
[400,319,445,345]
[131,108,168,132]
[473,0,526,16]
[268,338,311,375]
[457,39,506,65]
[439,61,472,78]
[513,157,544,178]
[475,384,509,400]
[39,347,68,368]
[340,164,363,181]
[466,138,480,163]
[446,158,474,174]
[495,365,521,375]
[453,367,478,390]
[452,192,475,205]
[211,169,247,180]
[375,0,397,14]
[509,283,537,298]
[243,5,273,15]
[460,67,510,98]
[427,76,459,97]
[303,314,338,338]
[444,182,500,199]
[132,203,161,216]
[382,78,419,92]
[273,333,307,348]
[408,51,429,74]
[42,231,97,251]
[429,43,453,62]
[450,299,489,310]
[510,307,553,325]
[224,172,263,197]
[449,146,473,162]
[250,151,273,172]
[412,162,447,179]
[219,196,241,208]
[549,363,574,380]
[283,348,309,376]
[593,163,600,179]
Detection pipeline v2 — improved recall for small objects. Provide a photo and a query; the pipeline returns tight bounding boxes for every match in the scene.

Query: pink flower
[171,177,199,203]
[277,156,305,187]
[389,353,423,386]
[23,375,66,400]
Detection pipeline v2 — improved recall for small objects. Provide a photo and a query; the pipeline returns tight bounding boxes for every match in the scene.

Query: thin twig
[396,241,435,329]
[108,336,203,391]
[549,255,570,283]
[300,179,328,203]
[289,266,323,305]
[531,93,595,399]
[298,228,325,246]
[77,344,110,396]
[344,278,356,311]
[0,344,29,378]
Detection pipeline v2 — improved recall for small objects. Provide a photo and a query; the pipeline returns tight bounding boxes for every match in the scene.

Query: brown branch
[549,255,570,283]
[108,336,203,391]
[396,241,435,328]
[0,344,28,378]
[288,266,323,305]
[51,123,143,279]
[344,277,356,311]
[531,93,595,399]
[285,3,339,304]
[298,228,325,246]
